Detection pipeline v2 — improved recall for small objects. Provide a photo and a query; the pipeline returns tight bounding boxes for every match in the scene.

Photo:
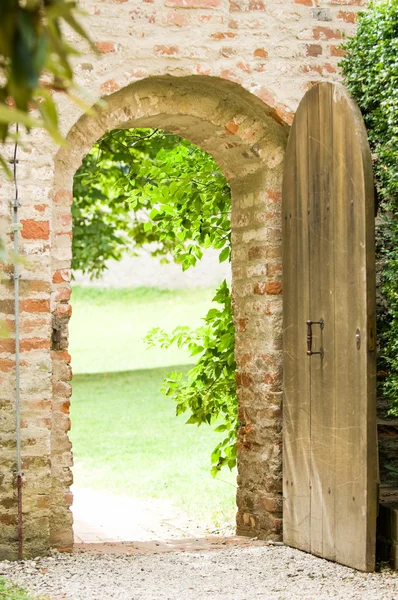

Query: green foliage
[0,577,37,600]
[340,0,398,415]
[74,128,237,472]
[145,281,237,475]
[0,0,94,172]
[73,128,230,277]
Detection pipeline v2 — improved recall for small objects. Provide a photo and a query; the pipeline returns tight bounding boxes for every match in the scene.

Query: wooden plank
[282,81,311,552]
[308,83,336,562]
[282,82,377,571]
[331,85,377,571]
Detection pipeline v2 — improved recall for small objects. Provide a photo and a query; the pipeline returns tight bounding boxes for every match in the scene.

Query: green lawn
[69,286,237,530]
[69,286,218,374]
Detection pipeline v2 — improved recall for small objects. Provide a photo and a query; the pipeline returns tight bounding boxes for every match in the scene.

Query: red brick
[55,287,72,302]
[261,496,282,513]
[210,31,237,39]
[55,212,72,229]
[53,304,72,318]
[0,514,16,525]
[229,0,266,10]
[254,282,282,295]
[271,518,283,534]
[20,338,50,352]
[26,398,51,410]
[330,45,345,57]
[220,46,235,57]
[302,63,336,74]
[36,496,50,509]
[0,359,14,372]
[236,61,251,73]
[195,64,213,75]
[305,43,322,57]
[95,41,117,53]
[249,0,265,9]
[254,48,268,59]
[21,416,51,429]
[154,45,180,55]
[0,339,15,353]
[21,220,50,240]
[52,269,71,284]
[267,190,282,203]
[53,190,72,206]
[0,299,14,314]
[313,26,342,40]
[64,492,73,506]
[165,0,221,6]
[20,299,50,313]
[238,318,248,332]
[225,120,239,134]
[219,69,241,83]
[337,10,357,23]
[330,0,363,4]
[236,372,253,387]
[20,316,50,334]
[60,400,71,414]
[268,262,282,277]
[130,68,148,79]
[101,79,120,94]
[52,350,71,363]
[264,373,281,385]
[164,11,189,26]
[248,246,268,261]
[53,381,72,398]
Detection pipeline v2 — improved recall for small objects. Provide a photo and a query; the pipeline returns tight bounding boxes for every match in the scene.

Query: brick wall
[0,0,365,559]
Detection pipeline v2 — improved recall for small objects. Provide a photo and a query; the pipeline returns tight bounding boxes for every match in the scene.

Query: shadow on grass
[72,363,191,383]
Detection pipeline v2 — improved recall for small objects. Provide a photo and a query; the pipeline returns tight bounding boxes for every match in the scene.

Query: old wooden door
[282,82,377,572]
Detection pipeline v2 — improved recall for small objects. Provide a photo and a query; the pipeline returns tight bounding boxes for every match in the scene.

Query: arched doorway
[49,75,288,550]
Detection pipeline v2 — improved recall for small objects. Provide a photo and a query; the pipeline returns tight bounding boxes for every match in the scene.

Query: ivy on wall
[340,0,398,416]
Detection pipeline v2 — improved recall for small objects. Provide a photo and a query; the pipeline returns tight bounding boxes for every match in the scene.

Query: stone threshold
[71,536,270,556]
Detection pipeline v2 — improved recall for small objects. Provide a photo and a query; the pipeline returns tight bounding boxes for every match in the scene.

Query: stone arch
[50,75,288,550]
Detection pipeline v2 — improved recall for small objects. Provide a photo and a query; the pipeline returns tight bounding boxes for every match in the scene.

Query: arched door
[282,82,377,572]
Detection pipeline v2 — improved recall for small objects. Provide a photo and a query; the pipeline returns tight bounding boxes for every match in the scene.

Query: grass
[0,577,37,600]
[69,286,237,529]
[69,286,217,374]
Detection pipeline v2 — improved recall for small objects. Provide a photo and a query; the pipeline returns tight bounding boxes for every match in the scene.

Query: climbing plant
[74,128,238,473]
[340,0,398,415]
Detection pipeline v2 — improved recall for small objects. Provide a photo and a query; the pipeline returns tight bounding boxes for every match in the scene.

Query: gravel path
[1,545,397,600]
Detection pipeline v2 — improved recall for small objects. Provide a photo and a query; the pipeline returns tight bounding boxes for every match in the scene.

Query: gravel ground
[1,546,398,600]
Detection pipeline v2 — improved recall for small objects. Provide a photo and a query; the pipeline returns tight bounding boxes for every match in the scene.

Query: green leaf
[0,105,39,129]
[219,246,230,263]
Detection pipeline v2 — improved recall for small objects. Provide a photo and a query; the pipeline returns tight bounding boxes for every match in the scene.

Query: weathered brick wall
[0,0,365,559]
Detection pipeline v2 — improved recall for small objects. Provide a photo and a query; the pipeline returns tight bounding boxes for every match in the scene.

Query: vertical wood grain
[282,82,377,571]
[282,84,311,552]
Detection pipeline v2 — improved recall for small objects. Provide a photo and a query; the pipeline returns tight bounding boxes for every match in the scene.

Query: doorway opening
[69,127,237,545]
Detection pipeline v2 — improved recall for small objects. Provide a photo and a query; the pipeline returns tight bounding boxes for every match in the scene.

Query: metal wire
[11,123,23,560]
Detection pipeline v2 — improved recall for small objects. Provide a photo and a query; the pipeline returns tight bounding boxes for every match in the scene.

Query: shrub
[340,0,398,415]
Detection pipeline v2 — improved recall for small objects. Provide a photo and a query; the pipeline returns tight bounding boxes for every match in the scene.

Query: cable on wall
[10,124,23,560]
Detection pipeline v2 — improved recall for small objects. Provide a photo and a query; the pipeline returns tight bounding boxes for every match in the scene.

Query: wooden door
[282,82,377,572]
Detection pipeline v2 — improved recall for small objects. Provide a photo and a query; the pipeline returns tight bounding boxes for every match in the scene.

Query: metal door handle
[306,318,324,358]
